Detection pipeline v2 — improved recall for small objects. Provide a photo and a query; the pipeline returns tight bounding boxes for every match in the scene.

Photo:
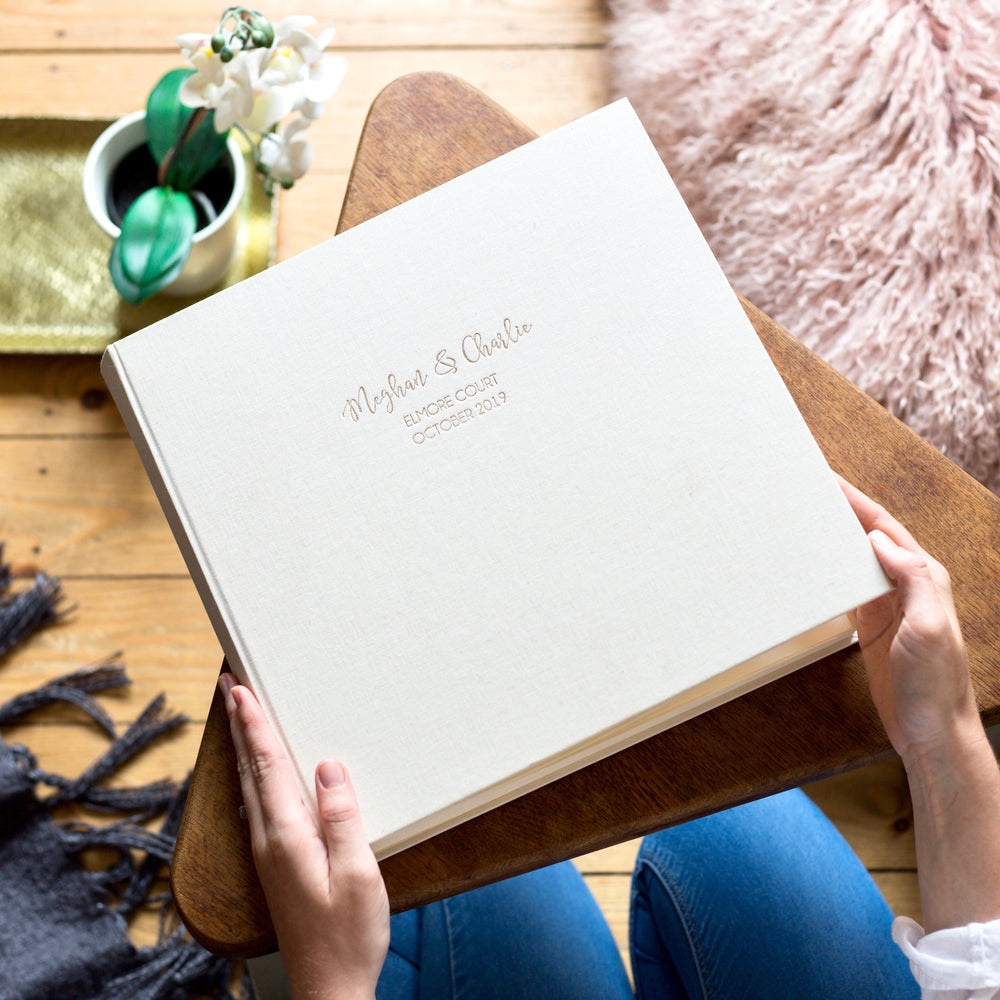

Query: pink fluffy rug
[607,0,1000,492]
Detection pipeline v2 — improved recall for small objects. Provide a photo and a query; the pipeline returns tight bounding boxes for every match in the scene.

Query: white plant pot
[82,109,246,297]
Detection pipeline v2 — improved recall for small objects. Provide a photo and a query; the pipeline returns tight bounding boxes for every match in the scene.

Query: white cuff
[893,915,1000,999]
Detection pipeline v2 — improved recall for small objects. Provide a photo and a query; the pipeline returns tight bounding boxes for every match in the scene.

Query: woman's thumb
[315,760,370,859]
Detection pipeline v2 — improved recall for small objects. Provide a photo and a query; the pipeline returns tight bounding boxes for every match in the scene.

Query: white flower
[270,17,341,98]
[175,13,346,183]
[176,33,227,87]
[238,47,298,132]
[299,51,347,119]
[299,33,347,114]
[255,17,346,123]
[181,49,256,132]
[259,116,313,182]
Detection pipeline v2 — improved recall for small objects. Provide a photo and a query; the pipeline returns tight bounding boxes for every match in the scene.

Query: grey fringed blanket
[0,548,248,1000]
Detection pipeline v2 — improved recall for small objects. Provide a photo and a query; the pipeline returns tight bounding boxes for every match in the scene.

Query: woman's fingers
[219,672,313,848]
[314,759,387,922]
[315,760,370,863]
[866,530,955,644]
[838,475,958,619]
[218,673,390,997]
[836,474,924,554]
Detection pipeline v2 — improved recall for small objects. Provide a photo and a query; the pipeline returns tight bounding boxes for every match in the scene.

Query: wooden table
[171,71,1000,958]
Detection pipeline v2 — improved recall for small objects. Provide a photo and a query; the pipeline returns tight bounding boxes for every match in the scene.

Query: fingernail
[318,760,346,789]
[217,673,241,709]
[869,529,892,549]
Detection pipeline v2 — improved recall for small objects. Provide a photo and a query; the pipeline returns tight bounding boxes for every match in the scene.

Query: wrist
[900,713,1000,932]
[290,983,376,1000]
[287,963,380,1000]
[901,711,995,794]
[898,687,985,767]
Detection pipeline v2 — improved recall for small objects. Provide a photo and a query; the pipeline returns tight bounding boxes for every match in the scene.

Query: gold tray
[0,117,277,354]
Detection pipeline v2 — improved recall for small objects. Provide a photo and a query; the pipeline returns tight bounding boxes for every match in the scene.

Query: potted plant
[83,7,345,304]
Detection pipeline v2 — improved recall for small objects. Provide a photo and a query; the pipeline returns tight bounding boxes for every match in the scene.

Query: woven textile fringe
[0,550,250,1000]
[0,544,66,657]
[607,0,1000,492]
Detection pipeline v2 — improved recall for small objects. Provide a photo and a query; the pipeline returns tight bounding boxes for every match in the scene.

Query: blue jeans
[375,789,919,999]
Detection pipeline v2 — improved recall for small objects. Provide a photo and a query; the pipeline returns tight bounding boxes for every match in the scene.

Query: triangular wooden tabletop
[172,71,1000,957]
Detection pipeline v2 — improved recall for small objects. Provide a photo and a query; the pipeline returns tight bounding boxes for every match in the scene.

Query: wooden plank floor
[0,0,920,975]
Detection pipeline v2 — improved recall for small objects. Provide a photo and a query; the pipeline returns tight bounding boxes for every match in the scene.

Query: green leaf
[146,68,230,191]
[109,187,197,304]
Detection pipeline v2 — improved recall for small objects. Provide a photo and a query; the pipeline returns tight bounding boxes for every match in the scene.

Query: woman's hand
[838,476,979,765]
[219,673,390,1000]
[840,477,1000,931]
